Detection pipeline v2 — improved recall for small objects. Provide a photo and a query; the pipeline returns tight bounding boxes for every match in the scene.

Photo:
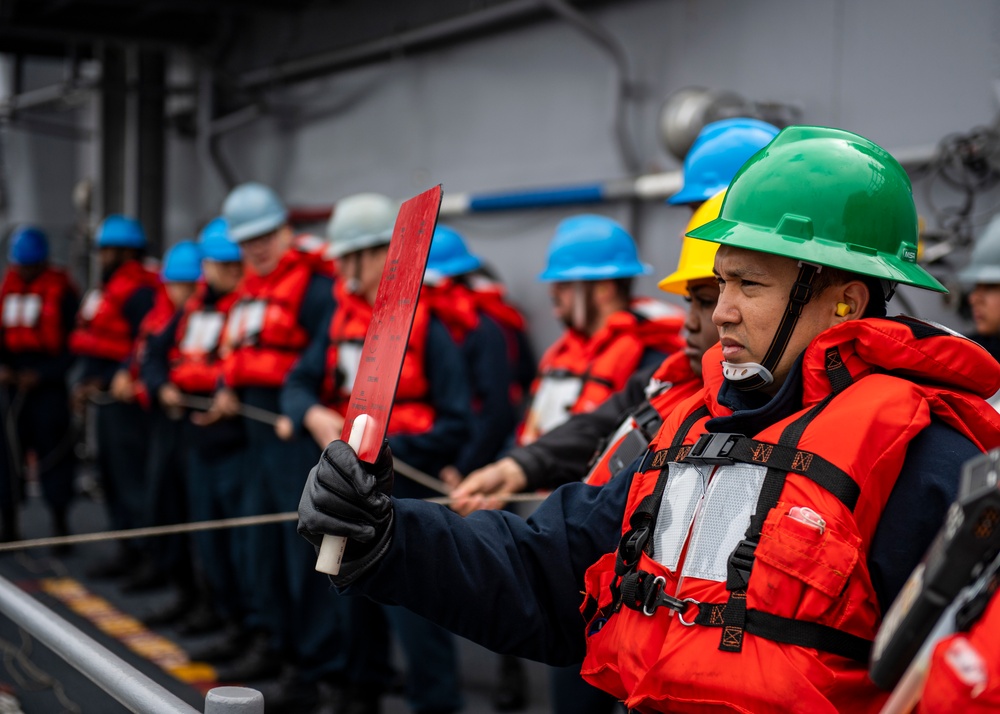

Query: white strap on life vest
[527,374,584,436]
[225,300,266,346]
[180,311,225,353]
[2,294,41,328]
[80,289,103,321]
[337,341,363,393]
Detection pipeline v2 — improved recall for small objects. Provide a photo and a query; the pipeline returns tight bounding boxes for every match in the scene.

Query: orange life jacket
[0,266,76,355]
[69,259,160,362]
[168,283,238,394]
[321,281,434,436]
[466,275,533,406]
[579,317,1000,714]
[420,281,479,343]
[585,351,704,487]
[220,250,314,389]
[918,585,1000,714]
[519,300,685,445]
[294,233,338,278]
[130,285,178,408]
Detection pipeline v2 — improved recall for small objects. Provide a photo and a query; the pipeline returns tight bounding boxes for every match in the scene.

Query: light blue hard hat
[959,214,1000,286]
[161,240,203,282]
[222,182,288,243]
[668,118,780,205]
[327,193,398,258]
[427,226,483,278]
[538,215,651,282]
[199,217,242,262]
[96,214,146,249]
[8,226,49,266]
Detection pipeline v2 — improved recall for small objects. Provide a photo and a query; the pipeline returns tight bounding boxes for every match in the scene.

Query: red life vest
[579,317,1000,714]
[321,281,434,436]
[519,299,685,445]
[466,275,527,334]
[168,283,238,395]
[294,233,338,278]
[585,351,704,487]
[220,250,314,389]
[918,586,1000,714]
[69,260,160,362]
[420,281,479,343]
[0,266,76,354]
[130,286,178,408]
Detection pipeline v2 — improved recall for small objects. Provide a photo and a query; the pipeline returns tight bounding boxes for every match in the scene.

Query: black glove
[298,438,395,586]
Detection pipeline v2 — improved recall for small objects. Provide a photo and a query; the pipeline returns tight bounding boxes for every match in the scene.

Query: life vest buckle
[727,538,758,586]
[641,575,686,617]
[686,432,743,465]
[619,526,650,568]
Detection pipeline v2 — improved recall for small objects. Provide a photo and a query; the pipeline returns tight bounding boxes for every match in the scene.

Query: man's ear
[834,280,871,321]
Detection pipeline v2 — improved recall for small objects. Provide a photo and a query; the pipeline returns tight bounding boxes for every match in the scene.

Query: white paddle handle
[316,415,371,575]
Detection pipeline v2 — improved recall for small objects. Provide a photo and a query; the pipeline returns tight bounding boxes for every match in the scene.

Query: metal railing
[0,573,263,713]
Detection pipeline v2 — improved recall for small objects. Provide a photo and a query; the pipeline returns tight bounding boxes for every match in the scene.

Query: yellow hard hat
[657,189,725,296]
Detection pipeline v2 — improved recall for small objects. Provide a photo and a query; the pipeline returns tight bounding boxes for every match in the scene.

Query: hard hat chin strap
[724,262,821,392]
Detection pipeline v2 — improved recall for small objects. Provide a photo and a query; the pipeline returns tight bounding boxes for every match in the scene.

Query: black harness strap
[717,392,841,653]
[693,602,873,663]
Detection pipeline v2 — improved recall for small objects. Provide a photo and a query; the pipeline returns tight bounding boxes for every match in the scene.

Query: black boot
[85,547,138,579]
[212,630,283,682]
[187,624,248,663]
[491,655,527,711]
[119,557,169,593]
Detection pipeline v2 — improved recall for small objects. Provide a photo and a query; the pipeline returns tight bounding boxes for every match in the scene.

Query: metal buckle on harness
[685,433,742,465]
[640,575,701,621]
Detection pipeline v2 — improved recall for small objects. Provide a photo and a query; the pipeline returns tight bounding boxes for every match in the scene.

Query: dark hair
[810,266,887,318]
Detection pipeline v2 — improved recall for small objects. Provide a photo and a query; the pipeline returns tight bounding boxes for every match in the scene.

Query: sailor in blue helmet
[69,215,160,577]
[0,226,80,543]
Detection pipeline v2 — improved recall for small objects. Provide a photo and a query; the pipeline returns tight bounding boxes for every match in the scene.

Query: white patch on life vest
[226,300,266,345]
[652,462,710,571]
[338,341,363,392]
[681,462,767,583]
[528,375,584,435]
[80,290,103,321]
[4,294,42,328]
[180,311,225,353]
[989,389,1000,414]
[583,416,638,483]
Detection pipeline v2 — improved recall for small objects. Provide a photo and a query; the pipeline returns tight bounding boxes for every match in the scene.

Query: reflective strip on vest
[527,375,583,435]
[337,341,363,393]
[651,461,767,581]
[2,294,42,328]
[80,290,103,321]
[681,462,767,582]
[226,300,267,345]
[180,311,225,353]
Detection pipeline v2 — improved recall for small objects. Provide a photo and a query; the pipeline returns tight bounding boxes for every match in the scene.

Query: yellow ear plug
[835,302,852,317]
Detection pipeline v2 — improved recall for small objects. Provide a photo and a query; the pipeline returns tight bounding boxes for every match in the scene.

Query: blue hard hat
[199,217,242,262]
[96,214,146,249]
[668,118,780,205]
[539,215,651,282]
[161,240,203,282]
[8,226,49,266]
[222,182,288,243]
[427,225,483,278]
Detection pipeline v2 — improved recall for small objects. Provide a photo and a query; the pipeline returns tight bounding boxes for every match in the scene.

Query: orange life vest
[168,283,238,394]
[321,281,434,436]
[294,233,338,279]
[0,266,76,355]
[130,286,178,408]
[519,300,685,445]
[585,351,704,487]
[579,317,1000,714]
[420,280,479,343]
[69,259,160,362]
[918,585,1000,714]
[466,275,527,334]
[220,250,314,389]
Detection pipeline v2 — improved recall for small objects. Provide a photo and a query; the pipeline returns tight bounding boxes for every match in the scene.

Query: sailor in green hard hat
[297,127,1000,713]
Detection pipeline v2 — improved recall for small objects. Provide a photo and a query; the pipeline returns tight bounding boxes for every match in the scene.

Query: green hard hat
[687,125,946,293]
